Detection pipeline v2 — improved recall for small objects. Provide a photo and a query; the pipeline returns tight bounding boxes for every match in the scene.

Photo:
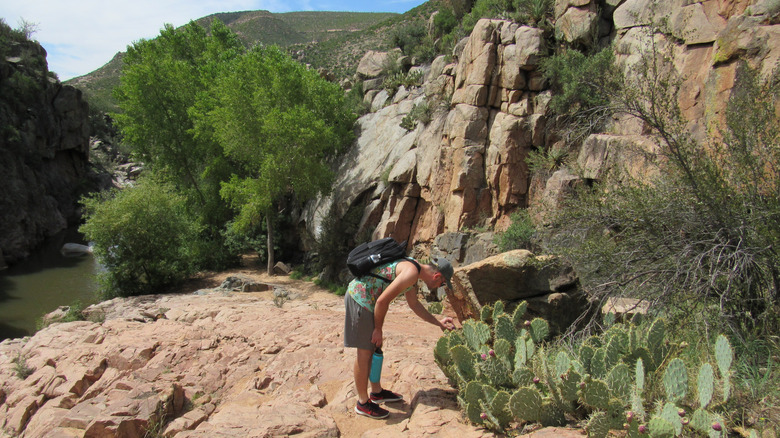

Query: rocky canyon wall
[0,30,91,267]
[303,0,780,266]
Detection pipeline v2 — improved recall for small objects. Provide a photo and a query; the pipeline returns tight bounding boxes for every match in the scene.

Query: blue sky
[1,0,428,81]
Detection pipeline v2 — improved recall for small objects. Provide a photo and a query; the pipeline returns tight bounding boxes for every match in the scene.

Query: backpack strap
[368,258,421,283]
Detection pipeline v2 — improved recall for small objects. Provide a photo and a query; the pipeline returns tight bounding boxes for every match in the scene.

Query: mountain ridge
[65,8,414,112]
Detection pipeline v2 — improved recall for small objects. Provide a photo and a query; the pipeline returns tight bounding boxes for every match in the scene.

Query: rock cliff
[303,0,780,268]
[0,24,91,267]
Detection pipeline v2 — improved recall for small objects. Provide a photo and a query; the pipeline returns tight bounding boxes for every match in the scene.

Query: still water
[0,228,102,341]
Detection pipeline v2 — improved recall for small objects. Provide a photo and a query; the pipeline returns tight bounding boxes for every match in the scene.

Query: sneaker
[370,389,404,404]
[355,400,389,419]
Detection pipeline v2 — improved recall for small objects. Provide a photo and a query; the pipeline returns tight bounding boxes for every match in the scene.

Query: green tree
[80,177,203,297]
[113,20,245,231]
[204,45,355,274]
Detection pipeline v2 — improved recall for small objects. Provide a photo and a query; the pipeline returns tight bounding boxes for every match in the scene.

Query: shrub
[539,47,621,143]
[494,210,536,252]
[400,100,433,131]
[80,177,203,298]
[543,49,780,338]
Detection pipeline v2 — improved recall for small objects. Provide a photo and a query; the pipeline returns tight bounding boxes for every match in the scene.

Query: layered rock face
[304,0,780,269]
[0,32,90,266]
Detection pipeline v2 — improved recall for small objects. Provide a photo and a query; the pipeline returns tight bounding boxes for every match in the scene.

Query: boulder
[60,243,92,257]
[357,50,396,79]
[445,250,586,334]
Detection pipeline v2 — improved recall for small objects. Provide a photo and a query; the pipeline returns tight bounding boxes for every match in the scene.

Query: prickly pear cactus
[647,416,675,438]
[450,344,477,382]
[607,363,632,402]
[511,301,528,327]
[647,318,666,369]
[494,338,513,368]
[512,366,535,387]
[579,343,595,374]
[480,304,493,323]
[493,300,505,319]
[478,355,511,387]
[591,347,607,378]
[581,378,611,411]
[529,318,550,343]
[509,386,542,422]
[587,410,611,438]
[714,334,732,402]
[663,358,688,403]
[494,314,517,345]
[481,390,512,430]
[697,362,714,408]
[558,369,581,402]
[434,336,451,365]
[463,319,491,351]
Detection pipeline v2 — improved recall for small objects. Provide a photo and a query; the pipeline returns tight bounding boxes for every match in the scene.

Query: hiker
[344,256,456,419]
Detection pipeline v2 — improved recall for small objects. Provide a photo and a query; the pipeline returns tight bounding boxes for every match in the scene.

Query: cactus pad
[555,351,572,377]
[648,416,675,438]
[495,315,517,345]
[434,336,451,365]
[663,358,688,403]
[511,301,528,327]
[579,344,595,374]
[463,319,491,351]
[451,344,477,382]
[480,304,493,323]
[635,357,645,392]
[512,366,535,387]
[586,410,610,438]
[529,318,550,343]
[607,363,632,402]
[714,334,733,375]
[509,386,543,422]
[647,318,666,368]
[697,362,714,408]
[581,378,610,411]
[493,300,505,319]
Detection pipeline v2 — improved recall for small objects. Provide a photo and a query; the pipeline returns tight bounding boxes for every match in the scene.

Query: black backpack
[346,237,420,282]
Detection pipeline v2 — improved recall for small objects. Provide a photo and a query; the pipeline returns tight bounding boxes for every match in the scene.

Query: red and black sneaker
[369,389,404,404]
[355,400,390,419]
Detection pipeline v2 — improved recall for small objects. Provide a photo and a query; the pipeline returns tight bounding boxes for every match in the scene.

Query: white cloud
[1,0,421,80]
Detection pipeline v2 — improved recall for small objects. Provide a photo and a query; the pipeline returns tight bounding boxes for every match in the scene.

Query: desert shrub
[400,100,433,131]
[542,46,780,339]
[383,70,424,95]
[391,22,428,56]
[513,0,554,27]
[494,210,536,251]
[80,177,203,298]
[461,0,513,33]
[539,47,621,143]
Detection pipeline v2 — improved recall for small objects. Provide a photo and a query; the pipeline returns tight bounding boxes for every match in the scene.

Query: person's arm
[371,261,419,347]
[405,288,455,330]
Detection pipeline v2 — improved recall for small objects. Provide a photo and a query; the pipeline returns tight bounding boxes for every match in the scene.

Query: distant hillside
[65,8,420,114]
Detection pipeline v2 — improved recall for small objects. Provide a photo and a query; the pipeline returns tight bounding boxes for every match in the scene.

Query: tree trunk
[266,215,275,275]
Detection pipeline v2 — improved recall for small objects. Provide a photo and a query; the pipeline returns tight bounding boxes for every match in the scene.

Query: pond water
[0,228,102,341]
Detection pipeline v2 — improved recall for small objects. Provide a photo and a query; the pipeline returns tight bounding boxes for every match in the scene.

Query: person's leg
[354,347,373,404]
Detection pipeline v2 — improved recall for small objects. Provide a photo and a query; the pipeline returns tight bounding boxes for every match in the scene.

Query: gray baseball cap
[432,257,454,289]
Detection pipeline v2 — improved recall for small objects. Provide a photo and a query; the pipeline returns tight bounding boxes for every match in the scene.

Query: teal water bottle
[369,348,383,383]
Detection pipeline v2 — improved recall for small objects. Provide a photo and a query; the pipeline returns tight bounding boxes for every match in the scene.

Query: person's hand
[439,317,455,331]
[371,328,383,347]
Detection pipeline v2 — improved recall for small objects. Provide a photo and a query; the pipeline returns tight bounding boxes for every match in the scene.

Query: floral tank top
[347,258,416,312]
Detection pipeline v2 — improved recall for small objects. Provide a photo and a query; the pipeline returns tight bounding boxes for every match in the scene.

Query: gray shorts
[344,293,376,350]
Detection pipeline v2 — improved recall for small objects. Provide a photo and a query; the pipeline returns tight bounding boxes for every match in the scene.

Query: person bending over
[343,255,456,419]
